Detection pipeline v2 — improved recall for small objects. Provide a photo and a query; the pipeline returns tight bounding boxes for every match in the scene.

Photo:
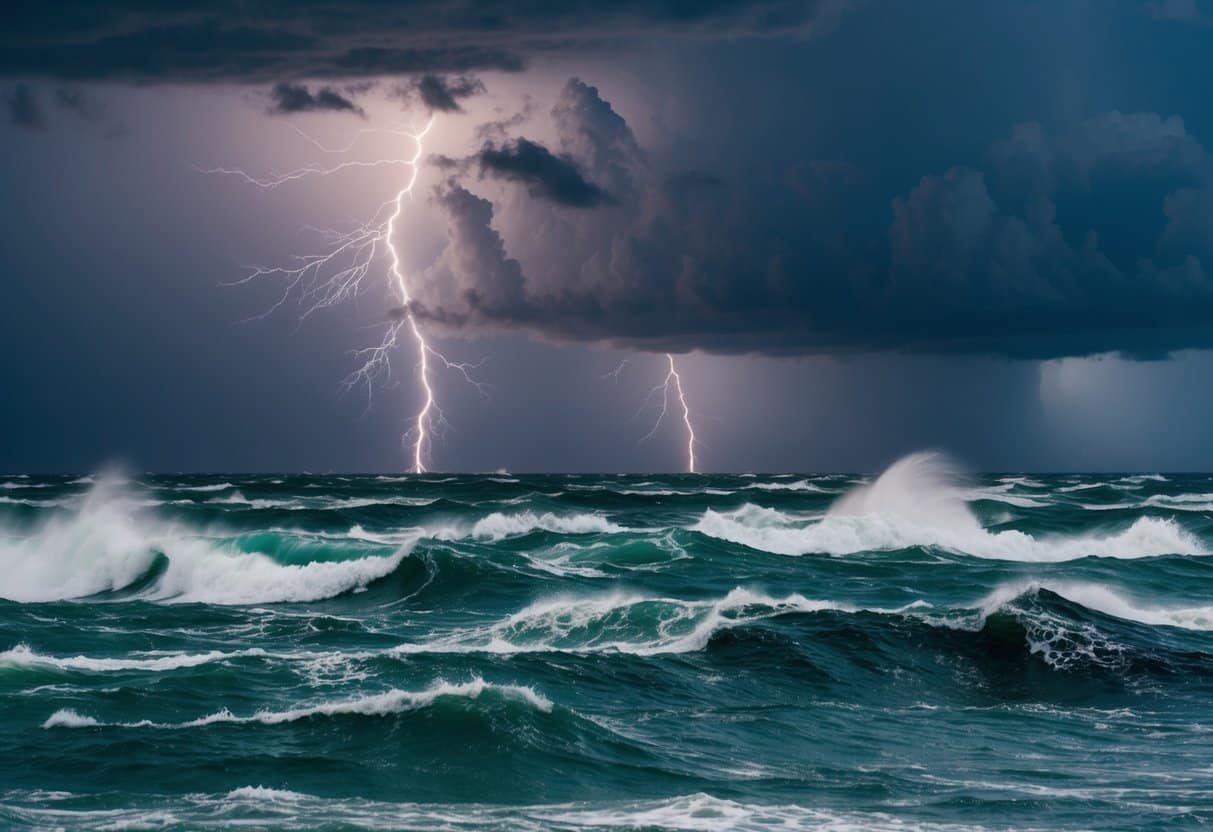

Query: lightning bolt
[205,115,483,473]
[638,353,698,473]
[601,359,629,381]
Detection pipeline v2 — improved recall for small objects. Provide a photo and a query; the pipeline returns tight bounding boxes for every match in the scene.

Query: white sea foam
[0,477,413,603]
[44,679,552,730]
[997,475,1047,488]
[175,482,236,492]
[691,453,1205,561]
[0,790,978,831]
[538,793,963,831]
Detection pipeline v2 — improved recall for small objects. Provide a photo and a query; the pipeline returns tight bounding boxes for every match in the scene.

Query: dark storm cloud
[267,82,364,117]
[395,75,486,113]
[477,139,611,207]
[414,79,1213,360]
[0,1,849,83]
[5,84,42,128]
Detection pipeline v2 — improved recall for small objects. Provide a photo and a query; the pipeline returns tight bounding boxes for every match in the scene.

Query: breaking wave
[391,587,927,656]
[0,477,411,604]
[692,453,1205,560]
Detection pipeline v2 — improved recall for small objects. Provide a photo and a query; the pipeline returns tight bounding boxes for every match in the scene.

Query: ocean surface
[3,454,1213,830]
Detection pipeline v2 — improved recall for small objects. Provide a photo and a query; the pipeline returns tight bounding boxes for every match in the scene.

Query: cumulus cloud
[423,183,529,322]
[411,79,1213,360]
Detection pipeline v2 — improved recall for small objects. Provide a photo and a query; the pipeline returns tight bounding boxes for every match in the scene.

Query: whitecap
[42,709,99,728]
[746,480,831,492]
[427,511,624,543]
[46,678,552,729]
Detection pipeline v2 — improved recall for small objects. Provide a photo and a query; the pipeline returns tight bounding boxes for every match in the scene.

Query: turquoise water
[2,454,1213,830]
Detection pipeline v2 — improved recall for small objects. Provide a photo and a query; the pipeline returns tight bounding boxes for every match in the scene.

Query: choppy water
[3,454,1213,830]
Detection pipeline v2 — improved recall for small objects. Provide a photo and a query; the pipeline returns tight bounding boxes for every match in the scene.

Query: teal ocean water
[3,453,1213,830]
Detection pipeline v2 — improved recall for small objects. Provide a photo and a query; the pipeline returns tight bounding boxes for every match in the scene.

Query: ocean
[2,453,1212,830]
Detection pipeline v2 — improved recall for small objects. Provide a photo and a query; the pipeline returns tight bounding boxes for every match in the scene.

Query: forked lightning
[206,116,483,473]
[639,354,698,473]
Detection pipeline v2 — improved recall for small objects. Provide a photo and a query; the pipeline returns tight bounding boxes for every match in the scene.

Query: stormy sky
[4,0,1213,472]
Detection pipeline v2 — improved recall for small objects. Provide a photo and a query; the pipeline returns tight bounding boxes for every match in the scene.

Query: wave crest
[430,511,624,542]
[42,678,552,730]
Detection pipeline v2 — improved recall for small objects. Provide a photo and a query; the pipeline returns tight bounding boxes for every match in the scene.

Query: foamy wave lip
[427,511,624,542]
[962,487,1049,508]
[0,644,271,673]
[391,587,927,657]
[1058,481,1110,493]
[0,476,415,603]
[175,482,236,492]
[976,580,1213,631]
[997,475,1047,488]
[1080,492,1213,512]
[154,545,411,605]
[44,678,552,730]
[691,453,1207,561]
[225,786,309,802]
[206,491,304,509]
[746,479,831,492]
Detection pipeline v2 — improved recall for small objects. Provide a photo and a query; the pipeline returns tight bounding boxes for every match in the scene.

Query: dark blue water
[3,454,1213,829]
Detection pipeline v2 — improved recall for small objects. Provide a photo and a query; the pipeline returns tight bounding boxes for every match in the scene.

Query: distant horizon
[7,466,1208,476]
